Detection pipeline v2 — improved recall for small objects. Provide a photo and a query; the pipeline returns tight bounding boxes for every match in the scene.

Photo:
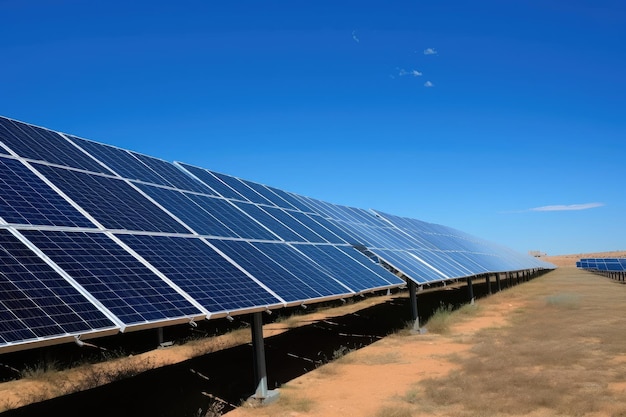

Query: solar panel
[260,206,326,243]
[0,118,112,174]
[206,239,328,303]
[116,234,283,315]
[32,163,190,233]
[210,171,276,206]
[130,152,215,194]
[0,156,95,228]
[232,201,307,242]
[184,193,279,240]
[266,186,314,212]
[0,229,117,348]
[373,249,446,283]
[20,230,204,327]
[0,114,556,355]
[67,135,172,184]
[293,244,405,292]
[136,184,240,238]
[176,163,248,201]
[578,258,626,272]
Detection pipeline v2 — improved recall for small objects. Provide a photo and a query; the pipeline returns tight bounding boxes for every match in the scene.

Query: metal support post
[467,276,475,304]
[485,274,492,295]
[495,272,502,292]
[250,312,279,404]
[408,280,426,333]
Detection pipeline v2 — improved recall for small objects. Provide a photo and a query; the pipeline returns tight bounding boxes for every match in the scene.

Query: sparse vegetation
[372,404,413,417]
[423,303,455,334]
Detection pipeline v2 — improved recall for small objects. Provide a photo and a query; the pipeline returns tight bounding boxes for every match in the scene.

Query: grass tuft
[424,303,454,334]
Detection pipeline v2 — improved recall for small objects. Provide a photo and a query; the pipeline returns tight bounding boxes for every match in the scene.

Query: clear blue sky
[1,1,624,256]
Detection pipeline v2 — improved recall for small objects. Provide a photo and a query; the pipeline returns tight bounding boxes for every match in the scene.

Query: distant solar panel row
[577,258,626,271]
[0,115,554,353]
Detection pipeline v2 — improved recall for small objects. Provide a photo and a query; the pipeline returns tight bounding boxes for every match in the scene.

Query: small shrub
[425,304,454,334]
[374,404,413,417]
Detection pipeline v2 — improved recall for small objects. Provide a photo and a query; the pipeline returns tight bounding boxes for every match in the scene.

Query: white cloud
[424,81,434,87]
[352,30,360,43]
[529,202,605,212]
[424,48,437,55]
[398,68,422,77]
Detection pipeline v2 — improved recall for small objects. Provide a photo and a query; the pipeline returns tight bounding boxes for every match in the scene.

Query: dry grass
[406,268,626,416]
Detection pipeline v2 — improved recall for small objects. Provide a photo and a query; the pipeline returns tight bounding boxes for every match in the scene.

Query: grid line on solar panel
[251,242,355,297]
[0,117,113,174]
[287,211,348,244]
[0,156,95,228]
[116,234,283,314]
[176,163,249,201]
[31,163,190,234]
[67,135,173,184]
[407,249,473,278]
[130,152,215,194]
[267,187,315,212]
[136,184,240,238]
[0,229,117,345]
[293,244,405,292]
[207,239,328,303]
[260,206,326,243]
[232,202,305,242]
[373,249,446,283]
[209,171,276,206]
[239,179,297,209]
[185,193,280,240]
[20,230,204,327]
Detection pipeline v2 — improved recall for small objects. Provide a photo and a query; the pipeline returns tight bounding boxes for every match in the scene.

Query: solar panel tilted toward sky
[0,115,554,353]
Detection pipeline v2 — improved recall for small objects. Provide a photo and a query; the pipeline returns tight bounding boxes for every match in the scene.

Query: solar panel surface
[0,229,117,347]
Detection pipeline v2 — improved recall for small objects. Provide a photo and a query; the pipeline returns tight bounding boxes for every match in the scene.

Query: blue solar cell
[117,234,281,313]
[210,171,275,206]
[21,230,202,326]
[33,164,189,233]
[287,211,348,244]
[373,249,445,283]
[239,179,296,208]
[68,135,171,184]
[407,249,472,278]
[185,194,279,240]
[176,163,247,200]
[130,152,215,194]
[0,229,116,345]
[251,242,353,297]
[209,239,326,302]
[266,187,315,212]
[136,184,239,237]
[294,244,405,292]
[0,156,95,228]
[232,201,306,242]
[261,206,326,243]
[0,117,112,174]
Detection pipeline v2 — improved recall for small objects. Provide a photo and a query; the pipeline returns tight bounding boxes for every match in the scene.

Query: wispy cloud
[398,68,422,77]
[424,80,434,87]
[352,30,360,43]
[529,202,605,212]
[424,48,437,55]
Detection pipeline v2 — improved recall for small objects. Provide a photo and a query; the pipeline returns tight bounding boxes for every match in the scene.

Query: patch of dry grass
[372,404,413,417]
[405,268,626,416]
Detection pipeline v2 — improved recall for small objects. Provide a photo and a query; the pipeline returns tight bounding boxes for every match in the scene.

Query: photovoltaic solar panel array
[0,115,554,353]
[577,258,626,271]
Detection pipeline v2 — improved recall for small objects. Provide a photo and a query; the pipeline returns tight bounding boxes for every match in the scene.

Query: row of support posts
[594,270,626,282]
[244,268,545,407]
